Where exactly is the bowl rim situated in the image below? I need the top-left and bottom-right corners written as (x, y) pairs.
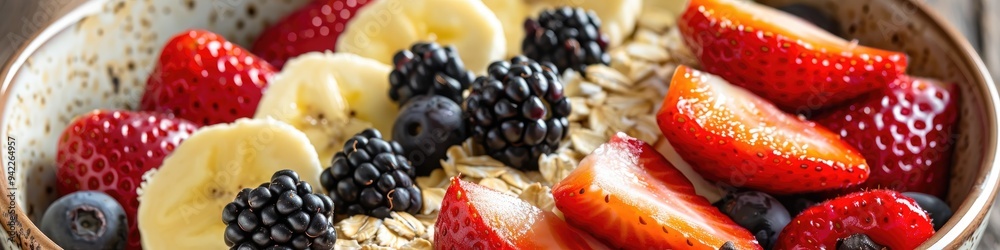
top-left (0, 0), bottom-right (997, 249)
top-left (905, 0), bottom-right (1000, 247)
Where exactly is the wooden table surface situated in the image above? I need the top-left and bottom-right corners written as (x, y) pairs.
top-left (1, 0), bottom-right (999, 248)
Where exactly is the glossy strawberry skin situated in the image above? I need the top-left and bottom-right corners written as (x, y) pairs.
top-left (814, 76), bottom-right (958, 197)
top-left (434, 177), bottom-right (607, 250)
top-left (553, 132), bottom-right (761, 250)
top-left (142, 29), bottom-right (275, 126)
top-left (657, 66), bottom-right (869, 194)
top-left (251, 0), bottom-right (373, 69)
top-left (775, 190), bottom-right (935, 249)
top-left (56, 110), bottom-right (199, 250)
top-left (678, 0), bottom-right (907, 111)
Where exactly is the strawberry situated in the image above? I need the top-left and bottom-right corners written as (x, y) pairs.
top-left (552, 132), bottom-right (761, 249)
top-left (251, 0), bottom-right (374, 69)
top-left (678, 0), bottom-right (907, 111)
top-left (656, 66), bottom-right (869, 194)
top-left (434, 177), bottom-right (607, 249)
top-left (141, 29), bottom-right (276, 126)
top-left (775, 190), bottom-right (935, 249)
top-left (55, 110), bottom-right (199, 250)
top-left (814, 76), bottom-right (959, 197)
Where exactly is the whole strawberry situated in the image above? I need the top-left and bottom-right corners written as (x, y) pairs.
top-left (815, 76), bottom-right (959, 197)
top-left (142, 29), bottom-right (276, 126)
top-left (56, 110), bottom-right (199, 250)
top-left (775, 190), bottom-right (935, 249)
top-left (251, 0), bottom-right (374, 69)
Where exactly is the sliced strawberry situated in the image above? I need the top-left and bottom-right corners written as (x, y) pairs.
top-left (56, 110), bottom-right (199, 250)
top-left (142, 29), bottom-right (276, 126)
top-left (775, 190), bottom-right (935, 249)
top-left (552, 132), bottom-right (761, 249)
top-left (656, 65), bottom-right (869, 194)
top-left (814, 76), bottom-right (958, 197)
top-left (251, 0), bottom-right (374, 69)
top-left (678, 0), bottom-right (907, 111)
top-left (434, 177), bottom-right (607, 249)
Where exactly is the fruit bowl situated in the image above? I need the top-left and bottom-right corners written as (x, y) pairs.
top-left (0, 0), bottom-right (997, 249)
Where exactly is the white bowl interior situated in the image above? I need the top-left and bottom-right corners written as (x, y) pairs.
top-left (1, 0), bottom-right (311, 229)
top-left (0, 0), bottom-right (996, 248)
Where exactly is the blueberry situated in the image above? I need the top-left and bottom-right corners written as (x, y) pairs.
top-left (716, 191), bottom-right (790, 249)
top-left (778, 195), bottom-right (818, 217)
top-left (40, 191), bottom-right (127, 250)
top-left (392, 95), bottom-right (468, 176)
top-left (777, 4), bottom-right (840, 35)
top-left (903, 192), bottom-right (953, 230)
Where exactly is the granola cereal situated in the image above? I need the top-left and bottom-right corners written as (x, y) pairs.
top-left (337, 12), bottom-right (703, 247)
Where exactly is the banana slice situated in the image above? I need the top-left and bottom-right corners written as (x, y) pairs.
top-left (137, 118), bottom-right (324, 250)
top-left (642, 0), bottom-right (686, 15)
top-left (255, 51), bottom-right (395, 162)
top-left (481, 0), bottom-right (531, 58)
top-left (336, 0), bottom-right (506, 74)
top-left (484, 0), bottom-right (643, 57)
top-left (320, 53), bottom-right (397, 136)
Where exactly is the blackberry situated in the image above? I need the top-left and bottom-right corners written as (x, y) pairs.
top-left (222, 170), bottom-right (337, 249)
top-left (522, 7), bottom-right (610, 75)
top-left (389, 42), bottom-right (476, 106)
top-left (320, 129), bottom-right (423, 218)
top-left (464, 56), bottom-right (571, 170)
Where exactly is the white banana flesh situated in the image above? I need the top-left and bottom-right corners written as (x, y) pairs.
top-left (336, 0), bottom-right (507, 74)
top-left (255, 51), bottom-right (395, 163)
top-left (137, 118), bottom-right (324, 250)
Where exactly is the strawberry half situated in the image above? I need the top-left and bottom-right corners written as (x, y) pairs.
top-left (552, 132), bottom-right (761, 249)
top-left (775, 190), bottom-right (935, 249)
top-left (434, 177), bottom-right (607, 249)
top-left (657, 66), bottom-right (869, 194)
top-left (678, 0), bottom-right (907, 111)
top-left (251, 0), bottom-right (373, 69)
top-left (814, 76), bottom-right (959, 197)
top-left (56, 110), bottom-right (199, 250)
top-left (142, 29), bottom-right (276, 126)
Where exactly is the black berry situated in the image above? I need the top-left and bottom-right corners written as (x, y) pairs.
top-left (716, 191), bottom-right (791, 249)
top-left (389, 42), bottom-right (476, 106)
top-left (903, 192), bottom-right (952, 230)
top-left (836, 234), bottom-right (886, 250)
top-left (464, 56), bottom-right (570, 170)
top-left (392, 95), bottom-right (468, 176)
top-left (523, 7), bottom-right (610, 75)
top-left (779, 195), bottom-right (818, 217)
top-left (41, 191), bottom-right (128, 250)
top-left (320, 129), bottom-right (423, 218)
top-left (222, 170), bottom-right (337, 249)
top-left (719, 241), bottom-right (737, 250)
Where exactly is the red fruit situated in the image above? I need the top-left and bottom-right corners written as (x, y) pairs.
top-left (142, 29), bottom-right (276, 126)
top-left (814, 76), bottom-right (958, 197)
top-left (251, 0), bottom-right (374, 69)
top-left (56, 110), bottom-right (199, 250)
top-left (656, 65), bottom-right (869, 194)
top-left (552, 132), bottom-right (761, 249)
top-left (775, 190), bottom-right (935, 249)
top-left (678, 0), bottom-right (907, 111)
top-left (434, 177), bottom-right (607, 250)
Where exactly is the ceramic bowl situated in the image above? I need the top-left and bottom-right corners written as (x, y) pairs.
top-left (0, 0), bottom-right (996, 249)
